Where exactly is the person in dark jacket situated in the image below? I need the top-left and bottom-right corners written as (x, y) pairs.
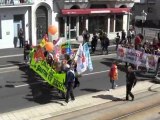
top-left (73, 62), bottom-right (80, 89)
top-left (126, 65), bottom-right (137, 101)
top-left (24, 41), bottom-right (31, 63)
top-left (65, 64), bottom-right (75, 103)
top-left (18, 28), bottom-right (24, 48)
top-left (102, 33), bottom-right (110, 54)
top-left (91, 32), bottom-right (98, 53)
top-left (46, 53), bottom-right (54, 67)
top-left (82, 28), bottom-right (90, 44)
top-left (115, 32), bottom-right (120, 50)
top-left (120, 29), bottom-right (126, 44)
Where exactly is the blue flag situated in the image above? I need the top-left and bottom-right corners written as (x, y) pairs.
top-left (83, 43), bottom-right (93, 71)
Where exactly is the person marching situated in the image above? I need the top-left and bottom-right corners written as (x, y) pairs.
top-left (91, 32), bottom-right (98, 53)
top-left (126, 65), bottom-right (137, 101)
top-left (115, 32), bottom-right (120, 51)
top-left (82, 28), bottom-right (90, 45)
top-left (120, 29), bottom-right (126, 44)
top-left (103, 33), bottom-right (110, 55)
top-left (64, 64), bottom-right (75, 104)
top-left (108, 61), bottom-right (118, 90)
top-left (24, 41), bottom-right (31, 64)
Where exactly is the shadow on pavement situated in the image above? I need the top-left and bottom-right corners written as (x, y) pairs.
top-left (101, 58), bottom-right (127, 73)
top-left (19, 66), bottom-right (64, 104)
top-left (80, 88), bottom-right (102, 93)
top-left (92, 94), bottom-right (124, 101)
top-left (6, 60), bottom-right (65, 104)
top-left (7, 60), bottom-right (22, 66)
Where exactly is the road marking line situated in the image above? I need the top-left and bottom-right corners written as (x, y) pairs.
top-left (14, 70), bottom-right (110, 88)
top-left (0, 64), bottom-right (15, 67)
top-left (83, 70), bottom-right (109, 76)
top-left (91, 53), bottom-right (116, 58)
top-left (0, 66), bottom-right (19, 70)
top-left (0, 69), bottom-right (18, 74)
top-left (14, 84), bottom-right (29, 88)
top-left (0, 54), bottom-right (23, 59)
top-left (0, 53), bottom-right (116, 72)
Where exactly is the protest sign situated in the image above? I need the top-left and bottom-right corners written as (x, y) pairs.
top-left (117, 47), bottom-right (158, 70)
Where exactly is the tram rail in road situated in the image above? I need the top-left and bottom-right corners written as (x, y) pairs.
top-left (46, 87), bottom-right (160, 120)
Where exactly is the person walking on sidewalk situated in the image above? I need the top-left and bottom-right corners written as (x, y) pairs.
top-left (64, 64), bottom-right (75, 104)
top-left (18, 28), bottom-right (24, 48)
top-left (126, 65), bottom-right (137, 101)
top-left (108, 61), bottom-right (118, 90)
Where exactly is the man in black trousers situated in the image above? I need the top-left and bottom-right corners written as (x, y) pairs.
top-left (126, 65), bottom-right (137, 101)
top-left (64, 64), bottom-right (75, 104)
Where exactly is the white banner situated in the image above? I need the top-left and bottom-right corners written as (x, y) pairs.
top-left (75, 43), bottom-right (87, 74)
top-left (117, 47), bottom-right (159, 70)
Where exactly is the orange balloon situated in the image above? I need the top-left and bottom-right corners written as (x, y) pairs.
top-left (48, 25), bottom-right (57, 35)
top-left (45, 42), bottom-right (54, 52)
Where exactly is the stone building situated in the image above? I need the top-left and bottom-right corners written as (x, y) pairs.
top-left (0, 0), bottom-right (134, 49)
top-left (0, 0), bottom-right (54, 49)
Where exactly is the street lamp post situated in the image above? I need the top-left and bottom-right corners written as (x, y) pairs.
top-left (141, 10), bottom-right (147, 35)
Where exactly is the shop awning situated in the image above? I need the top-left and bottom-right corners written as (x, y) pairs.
top-left (61, 8), bottom-right (130, 15)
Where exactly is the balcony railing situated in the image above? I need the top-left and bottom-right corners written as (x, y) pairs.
top-left (0, 0), bottom-right (34, 6)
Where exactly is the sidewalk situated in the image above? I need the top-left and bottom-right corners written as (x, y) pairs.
top-left (0, 41), bottom-right (116, 58)
top-left (0, 80), bottom-right (159, 120)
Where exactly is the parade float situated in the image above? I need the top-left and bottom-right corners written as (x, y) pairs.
top-left (29, 25), bottom-right (93, 93)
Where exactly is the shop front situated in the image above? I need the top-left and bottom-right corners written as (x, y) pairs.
top-left (59, 7), bottom-right (130, 40)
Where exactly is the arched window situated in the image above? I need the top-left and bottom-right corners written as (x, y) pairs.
top-left (120, 5), bottom-right (127, 8)
top-left (36, 6), bottom-right (48, 42)
top-left (70, 5), bottom-right (80, 9)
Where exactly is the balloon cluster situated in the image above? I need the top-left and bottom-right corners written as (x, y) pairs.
top-left (42, 25), bottom-right (57, 52)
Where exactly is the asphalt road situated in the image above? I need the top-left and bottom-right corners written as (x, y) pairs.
top-left (0, 40), bottom-right (158, 115)
top-left (0, 54), bottom-right (128, 114)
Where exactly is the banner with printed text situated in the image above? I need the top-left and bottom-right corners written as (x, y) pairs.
top-left (29, 50), bottom-right (66, 93)
top-left (117, 47), bottom-right (159, 70)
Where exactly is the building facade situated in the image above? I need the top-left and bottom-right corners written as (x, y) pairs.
top-left (55, 0), bottom-right (134, 40)
top-left (0, 0), bottom-right (134, 49)
top-left (0, 0), bottom-right (55, 49)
